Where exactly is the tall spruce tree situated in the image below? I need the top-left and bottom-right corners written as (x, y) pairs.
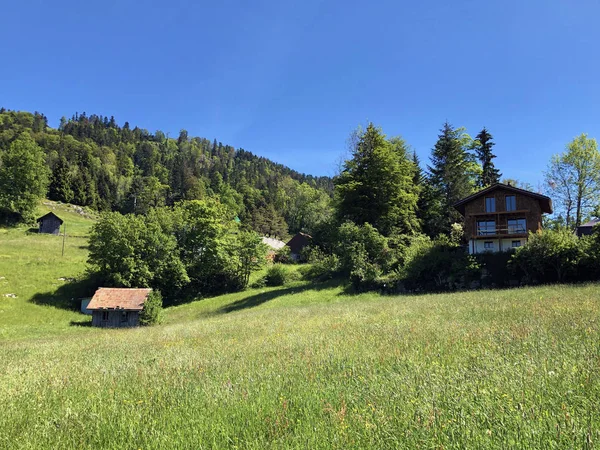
top-left (475, 127), bottom-right (501, 187)
top-left (48, 156), bottom-right (74, 203)
top-left (426, 122), bottom-right (475, 235)
top-left (335, 123), bottom-right (419, 236)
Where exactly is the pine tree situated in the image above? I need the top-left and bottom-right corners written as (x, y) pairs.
top-left (475, 127), bottom-right (501, 187)
top-left (48, 156), bottom-right (74, 203)
top-left (335, 124), bottom-right (419, 236)
top-left (427, 122), bottom-right (475, 235)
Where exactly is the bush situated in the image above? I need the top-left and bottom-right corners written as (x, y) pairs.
top-left (335, 222), bottom-right (395, 290)
top-left (264, 264), bottom-right (295, 286)
top-left (510, 228), bottom-right (586, 284)
top-left (274, 245), bottom-right (292, 264)
top-left (139, 290), bottom-right (163, 326)
top-left (399, 235), bottom-right (480, 292)
top-left (300, 248), bottom-right (341, 281)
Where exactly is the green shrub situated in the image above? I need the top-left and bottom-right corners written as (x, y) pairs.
top-left (139, 290), bottom-right (163, 326)
top-left (300, 248), bottom-right (341, 281)
top-left (335, 222), bottom-right (395, 290)
top-left (400, 235), bottom-right (480, 292)
top-left (265, 264), bottom-right (290, 286)
top-left (510, 228), bottom-right (584, 284)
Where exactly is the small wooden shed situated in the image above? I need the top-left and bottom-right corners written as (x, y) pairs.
top-left (286, 232), bottom-right (312, 261)
top-left (87, 288), bottom-right (151, 328)
top-left (36, 212), bottom-right (63, 235)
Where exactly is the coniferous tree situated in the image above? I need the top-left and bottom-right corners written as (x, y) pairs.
top-left (48, 156), bottom-right (74, 203)
top-left (475, 128), bottom-right (501, 187)
top-left (427, 122), bottom-right (475, 235)
top-left (335, 124), bottom-right (419, 236)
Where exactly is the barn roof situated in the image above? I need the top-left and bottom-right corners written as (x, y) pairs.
top-left (579, 219), bottom-right (600, 228)
top-left (286, 232), bottom-right (312, 252)
top-left (262, 236), bottom-right (286, 250)
top-left (87, 288), bottom-right (152, 311)
top-left (453, 183), bottom-right (553, 215)
top-left (36, 212), bottom-right (64, 224)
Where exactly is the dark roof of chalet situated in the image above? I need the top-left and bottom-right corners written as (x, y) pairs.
top-left (578, 219), bottom-right (600, 228)
top-left (453, 183), bottom-right (553, 215)
top-left (36, 212), bottom-right (64, 224)
top-left (87, 288), bottom-right (152, 311)
top-left (286, 232), bottom-right (312, 244)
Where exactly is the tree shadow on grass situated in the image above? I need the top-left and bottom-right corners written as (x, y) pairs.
top-left (217, 279), bottom-right (342, 314)
top-left (29, 274), bottom-right (100, 312)
top-left (70, 319), bottom-right (92, 327)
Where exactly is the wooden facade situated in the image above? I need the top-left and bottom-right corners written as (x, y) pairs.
top-left (36, 212), bottom-right (63, 235)
top-left (454, 184), bottom-right (553, 254)
top-left (91, 310), bottom-right (140, 328)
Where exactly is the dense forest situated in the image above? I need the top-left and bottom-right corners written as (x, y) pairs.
top-left (0, 108), bottom-right (333, 237)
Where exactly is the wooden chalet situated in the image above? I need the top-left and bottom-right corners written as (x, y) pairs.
top-left (87, 288), bottom-right (151, 328)
top-left (286, 232), bottom-right (312, 261)
top-left (454, 183), bottom-right (553, 254)
top-left (36, 212), bottom-right (63, 235)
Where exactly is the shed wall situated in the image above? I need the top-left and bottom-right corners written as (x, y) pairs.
top-left (39, 217), bottom-right (62, 235)
top-left (91, 310), bottom-right (140, 328)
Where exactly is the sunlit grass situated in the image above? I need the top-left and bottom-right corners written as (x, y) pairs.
top-left (1, 204), bottom-right (599, 448)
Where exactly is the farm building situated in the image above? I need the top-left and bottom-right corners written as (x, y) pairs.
top-left (286, 232), bottom-right (312, 261)
top-left (262, 236), bottom-right (287, 261)
top-left (36, 212), bottom-right (63, 235)
top-left (454, 183), bottom-right (553, 254)
top-left (87, 288), bottom-right (151, 328)
top-left (576, 219), bottom-right (599, 237)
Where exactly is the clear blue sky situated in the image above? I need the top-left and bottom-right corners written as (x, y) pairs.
top-left (2, 0), bottom-right (600, 185)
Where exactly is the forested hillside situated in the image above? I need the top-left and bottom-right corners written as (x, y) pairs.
top-left (0, 109), bottom-right (333, 237)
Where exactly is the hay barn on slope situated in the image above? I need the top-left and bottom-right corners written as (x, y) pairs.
top-left (36, 212), bottom-right (63, 235)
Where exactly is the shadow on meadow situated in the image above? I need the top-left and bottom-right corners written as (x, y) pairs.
top-left (29, 274), bottom-right (100, 312)
top-left (70, 319), bottom-right (92, 327)
top-left (217, 279), bottom-right (342, 314)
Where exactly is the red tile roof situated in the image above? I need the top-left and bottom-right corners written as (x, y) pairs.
top-left (87, 288), bottom-right (151, 311)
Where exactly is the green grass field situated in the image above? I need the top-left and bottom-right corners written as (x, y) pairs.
top-left (1, 204), bottom-right (599, 448)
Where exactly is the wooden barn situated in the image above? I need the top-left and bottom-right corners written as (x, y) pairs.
top-left (286, 232), bottom-right (312, 261)
top-left (36, 212), bottom-right (63, 235)
top-left (87, 288), bottom-right (151, 328)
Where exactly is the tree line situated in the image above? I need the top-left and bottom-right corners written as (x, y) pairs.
top-left (0, 108), bottom-right (332, 237)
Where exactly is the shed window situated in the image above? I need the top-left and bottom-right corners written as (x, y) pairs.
top-left (484, 241), bottom-right (494, 250)
top-left (505, 195), bottom-right (516, 211)
top-left (477, 220), bottom-right (496, 235)
top-left (507, 218), bottom-right (526, 234)
top-left (485, 197), bottom-right (496, 212)
top-left (102, 311), bottom-right (109, 321)
top-left (121, 312), bottom-right (128, 323)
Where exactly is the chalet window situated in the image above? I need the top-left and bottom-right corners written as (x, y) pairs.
top-left (505, 195), bottom-right (516, 211)
top-left (485, 197), bottom-right (496, 213)
top-left (511, 240), bottom-right (522, 248)
top-left (484, 241), bottom-right (494, 250)
top-left (121, 312), bottom-right (128, 323)
top-left (102, 311), bottom-right (109, 321)
top-left (507, 218), bottom-right (526, 234)
top-left (477, 220), bottom-right (496, 235)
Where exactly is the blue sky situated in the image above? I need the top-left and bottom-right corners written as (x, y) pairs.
top-left (2, 0), bottom-right (600, 185)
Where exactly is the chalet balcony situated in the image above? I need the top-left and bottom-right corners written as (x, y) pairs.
top-left (475, 225), bottom-right (528, 238)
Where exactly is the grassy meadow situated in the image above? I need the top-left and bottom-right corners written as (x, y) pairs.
top-left (1, 204), bottom-right (600, 448)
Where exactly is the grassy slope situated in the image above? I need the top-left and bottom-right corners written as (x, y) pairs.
top-left (1, 207), bottom-right (600, 448)
top-left (0, 201), bottom-right (97, 340)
